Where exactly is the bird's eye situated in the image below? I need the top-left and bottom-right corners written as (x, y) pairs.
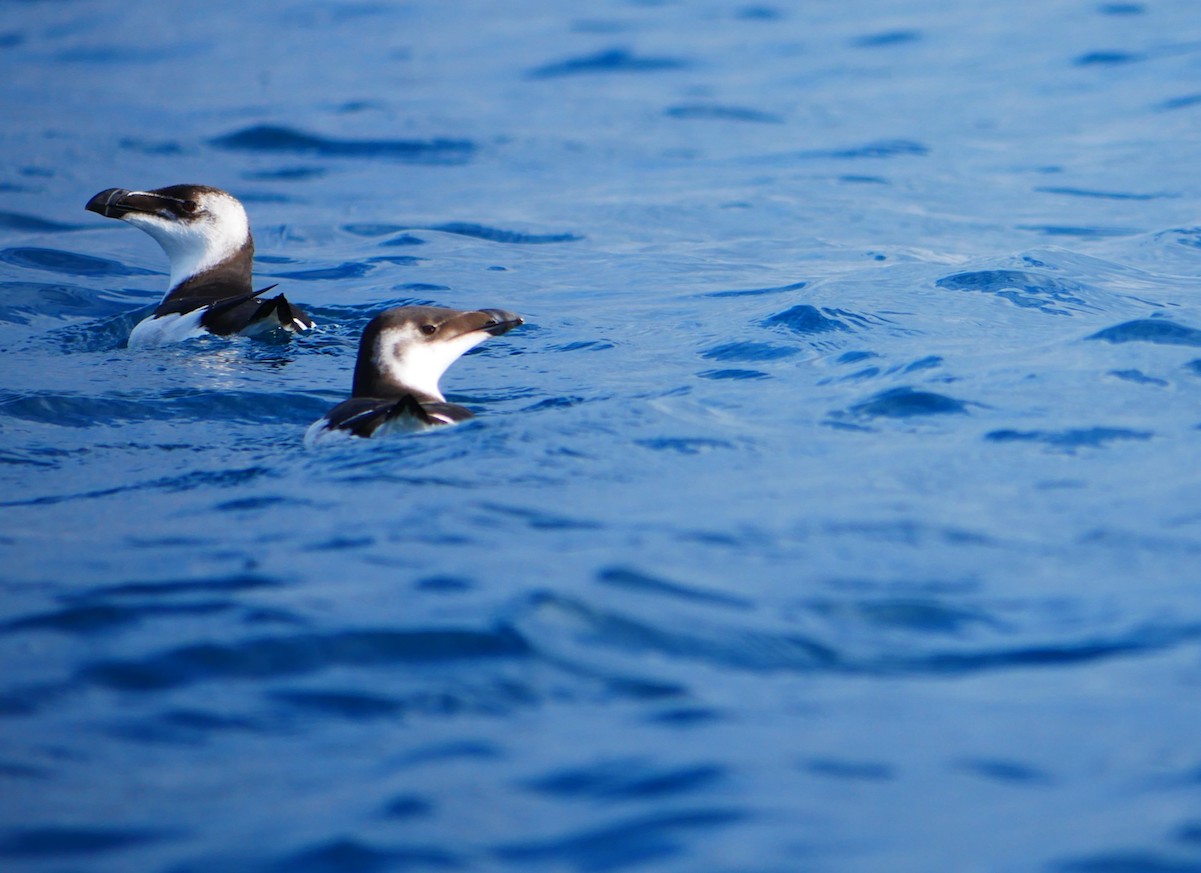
top-left (420, 324), bottom-right (437, 335)
top-left (181, 200), bottom-right (199, 215)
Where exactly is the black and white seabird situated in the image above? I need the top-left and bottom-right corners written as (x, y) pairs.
top-left (305, 305), bottom-right (523, 446)
top-left (85, 184), bottom-right (314, 345)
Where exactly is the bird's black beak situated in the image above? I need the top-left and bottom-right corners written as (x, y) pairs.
top-left (477, 308), bottom-right (524, 337)
top-left (85, 188), bottom-right (134, 219)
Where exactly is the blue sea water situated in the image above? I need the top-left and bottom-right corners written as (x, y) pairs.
top-left (3, 0), bottom-right (1201, 870)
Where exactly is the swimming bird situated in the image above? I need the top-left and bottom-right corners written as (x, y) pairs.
top-left (85, 184), bottom-right (314, 345)
top-left (305, 305), bottom-right (523, 445)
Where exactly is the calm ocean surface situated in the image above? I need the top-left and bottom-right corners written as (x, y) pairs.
top-left (3, 1), bottom-right (1201, 870)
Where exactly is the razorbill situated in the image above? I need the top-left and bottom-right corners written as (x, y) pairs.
top-left (85, 184), bottom-right (314, 345)
top-left (305, 305), bottom-right (523, 446)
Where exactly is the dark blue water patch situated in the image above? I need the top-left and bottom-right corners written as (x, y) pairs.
top-left (524, 758), bottom-right (726, 801)
top-left (243, 166), bottom-right (326, 181)
top-left (0, 211), bottom-right (85, 232)
top-left (826, 364), bottom-right (881, 382)
top-left (762, 304), bottom-right (854, 335)
top-left (647, 706), bottom-right (723, 727)
top-left (80, 626), bottom-right (530, 692)
top-left (415, 575), bottom-right (474, 594)
top-left (902, 355), bottom-right (942, 373)
top-left (479, 502), bottom-right (602, 531)
top-left (797, 139), bottom-right (928, 160)
top-left (393, 283), bottom-right (449, 293)
top-left (848, 387), bottom-right (971, 418)
top-left (119, 137), bottom-right (188, 155)
top-left (837, 350), bottom-right (878, 365)
top-left (74, 573), bottom-right (280, 601)
top-left (382, 233), bottom-right (427, 247)
top-left (1099, 3), bottom-right (1146, 14)
top-left (214, 495), bottom-right (305, 512)
top-left (209, 126), bottom-right (476, 164)
top-left (520, 592), bottom-right (840, 672)
top-left (936, 269), bottom-right (1097, 315)
top-left (1088, 319), bottom-right (1201, 346)
top-left (697, 368), bottom-right (769, 380)
top-left (380, 795), bottom-right (434, 820)
top-left (700, 341), bottom-right (799, 362)
top-left (0, 465), bottom-right (279, 509)
top-left (701, 280), bottom-right (806, 299)
top-left (736, 5), bottom-right (783, 20)
top-left (0, 31), bottom-right (24, 48)
top-left (423, 222), bottom-right (583, 244)
top-left (597, 566), bottom-right (753, 609)
top-left (528, 48), bottom-right (689, 78)
top-left (635, 438), bottom-right (733, 455)
top-left (521, 396), bottom-right (592, 412)
top-left (663, 104), bottom-right (783, 123)
top-left (138, 708), bottom-right (266, 744)
top-left (1055, 851), bottom-right (1201, 872)
top-left (391, 740), bottom-right (502, 770)
top-left (493, 809), bottom-right (744, 870)
top-left (1110, 369), bottom-right (1168, 386)
top-left (0, 281), bottom-right (134, 324)
top-left (0, 389), bottom-right (330, 429)
top-left (803, 758), bottom-right (895, 781)
top-left (1035, 186), bottom-right (1168, 201)
top-left (3, 600), bottom-right (234, 636)
top-left (805, 597), bottom-right (996, 635)
top-left (985, 428), bottom-right (1153, 449)
top-left (0, 826), bottom-right (174, 858)
top-left (367, 255), bottom-right (426, 267)
top-left (1157, 93), bottom-right (1201, 111)
top-left (547, 340), bottom-right (616, 352)
top-left (267, 262), bottom-right (376, 280)
top-left (852, 30), bottom-right (922, 47)
top-left (1075, 50), bottom-right (1146, 66)
top-left (839, 174), bottom-right (888, 184)
top-left (1017, 224), bottom-right (1136, 238)
top-left (957, 758), bottom-right (1052, 785)
top-left (1155, 227), bottom-right (1201, 248)
top-left (0, 760), bottom-right (47, 780)
top-left (0, 247), bottom-right (158, 277)
top-left (340, 223), bottom-right (410, 238)
top-left (282, 840), bottom-right (461, 873)
top-left (269, 689), bottom-right (405, 719)
top-left (55, 44), bottom-right (198, 63)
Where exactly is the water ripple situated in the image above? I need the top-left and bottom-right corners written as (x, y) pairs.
top-left (700, 341), bottom-right (799, 362)
top-left (0, 247), bottom-right (157, 277)
top-left (701, 280), bottom-right (807, 299)
top-left (528, 48), bottom-right (689, 78)
top-left (0, 826), bottom-right (174, 859)
top-left (797, 139), bottom-right (928, 160)
top-left (1088, 319), bottom-right (1201, 346)
top-left (80, 626), bottom-right (530, 691)
top-left (0, 281), bottom-right (134, 324)
top-left (0, 211), bottom-right (85, 232)
top-left (986, 428), bottom-right (1153, 449)
top-left (848, 387), bottom-right (972, 418)
top-left (493, 809), bottom-right (745, 869)
top-left (663, 104), bottom-right (783, 123)
top-left (424, 222), bottom-right (583, 244)
top-left (936, 269), bottom-right (1098, 315)
top-left (524, 758), bottom-right (726, 801)
top-left (209, 125), bottom-right (476, 164)
top-left (0, 389), bottom-right (328, 428)
top-left (762, 304), bottom-right (855, 335)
